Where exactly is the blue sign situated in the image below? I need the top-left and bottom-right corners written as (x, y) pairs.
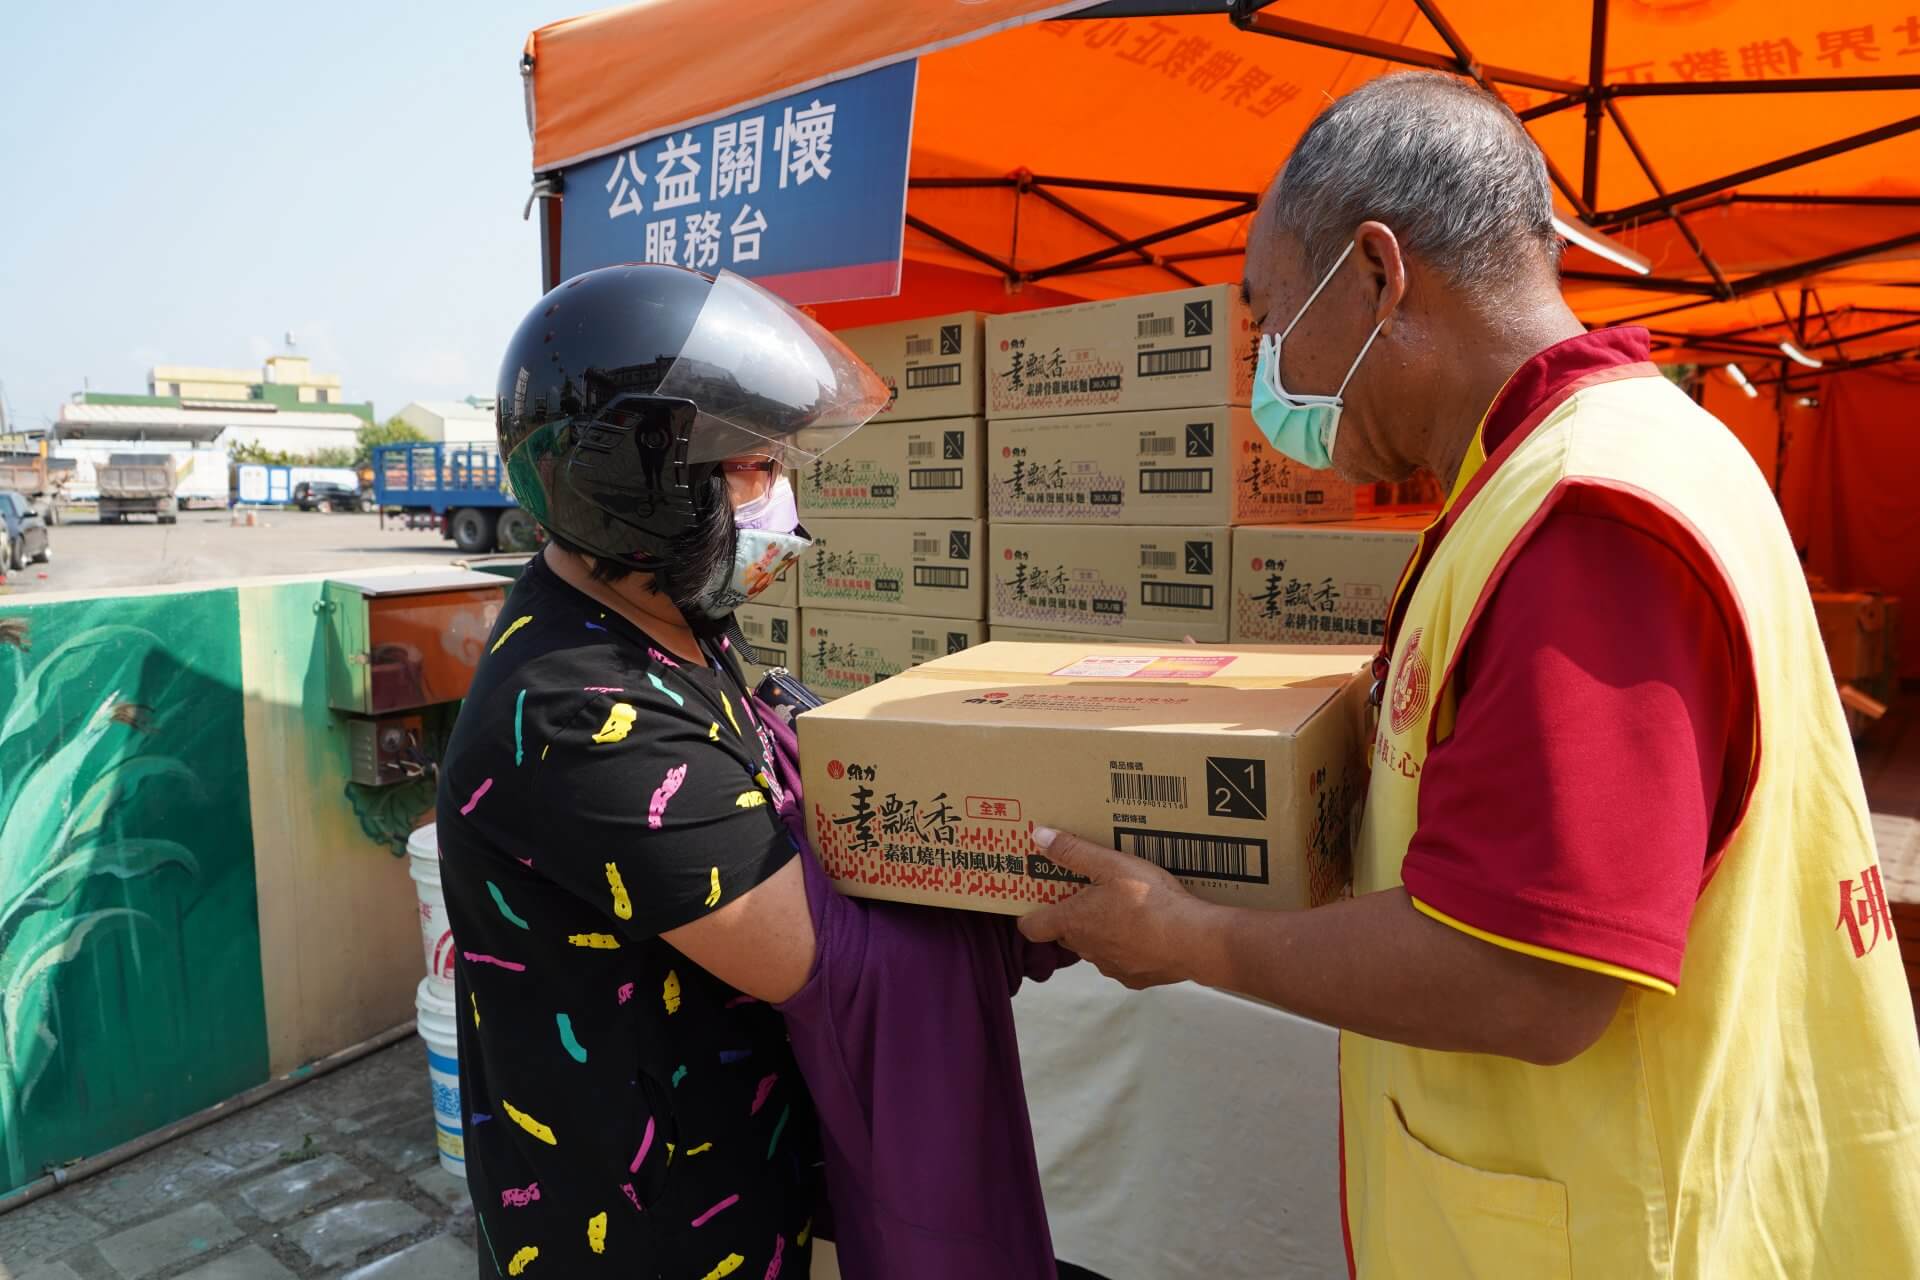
top-left (558, 60), bottom-right (917, 305)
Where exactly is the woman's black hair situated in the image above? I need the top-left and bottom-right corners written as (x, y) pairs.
top-left (544, 470), bottom-right (735, 612)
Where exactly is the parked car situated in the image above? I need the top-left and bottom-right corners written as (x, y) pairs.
top-left (293, 480), bottom-right (367, 513)
top-left (0, 490), bottom-right (51, 571)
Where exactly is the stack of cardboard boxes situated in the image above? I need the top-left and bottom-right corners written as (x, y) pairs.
top-left (979, 285), bottom-right (1426, 649)
top-left (791, 314), bottom-right (991, 698)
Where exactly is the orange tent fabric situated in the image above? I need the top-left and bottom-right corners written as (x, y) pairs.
top-left (525, 0), bottom-right (1920, 355)
top-left (524, 1), bottom-right (1920, 629)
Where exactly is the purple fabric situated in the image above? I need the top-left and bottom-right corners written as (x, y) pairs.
top-left (753, 697), bottom-right (1073, 1280)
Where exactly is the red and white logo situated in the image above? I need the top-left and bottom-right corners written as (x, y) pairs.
top-left (1388, 628), bottom-right (1431, 737)
top-left (827, 760), bottom-right (846, 780)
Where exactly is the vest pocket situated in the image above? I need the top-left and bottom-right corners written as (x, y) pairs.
top-left (1380, 1096), bottom-right (1572, 1280)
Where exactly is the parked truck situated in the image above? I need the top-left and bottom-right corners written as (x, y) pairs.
top-left (373, 442), bottom-right (532, 554)
top-left (0, 452), bottom-right (73, 524)
top-left (97, 454), bottom-right (179, 524)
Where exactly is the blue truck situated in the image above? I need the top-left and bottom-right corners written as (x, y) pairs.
top-left (372, 443), bottom-right (537, 555)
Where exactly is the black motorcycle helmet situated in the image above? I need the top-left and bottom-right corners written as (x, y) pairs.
top-left (495, 263), bottom-right (887, 593)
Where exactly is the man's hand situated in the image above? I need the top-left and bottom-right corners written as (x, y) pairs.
top-left (1017, 826), bottom-right (1216, 989)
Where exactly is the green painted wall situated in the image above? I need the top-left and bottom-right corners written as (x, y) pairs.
top-left (0, 591), bottom-right (268, 1194)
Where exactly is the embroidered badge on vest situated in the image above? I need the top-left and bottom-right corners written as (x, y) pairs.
top-left (1389, 627), bottom-right (1431, 737)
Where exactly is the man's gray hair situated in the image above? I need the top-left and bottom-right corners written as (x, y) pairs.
top-left (1271, 72), bottom-right (1563, 289)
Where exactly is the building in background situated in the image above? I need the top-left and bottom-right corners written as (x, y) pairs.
top-left (51, 355), bottom-right (376, 503)
top-left (395, 396), bottom-right (497, 445)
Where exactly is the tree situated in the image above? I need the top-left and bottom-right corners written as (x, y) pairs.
top-left (354, 416), bottom-right (429, 468)
top-left (309, 447), bottom-right (356, 469)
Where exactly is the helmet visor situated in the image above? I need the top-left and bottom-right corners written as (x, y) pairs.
top-left (656, 270), bottom-right (890, 465)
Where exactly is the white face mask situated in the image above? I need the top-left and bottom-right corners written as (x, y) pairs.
top-left (688, 476), bottom-right (811, 619)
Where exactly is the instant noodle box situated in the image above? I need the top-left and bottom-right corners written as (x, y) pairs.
top-left (1229, 519), bottom-right (1426, 646)
top-left (988, 406), bottom-right (1355, 526)
top-left (796, 417), bottom-right (984, 521)
top-left (837, 312), bottom-right (985, 421)
top-left (800, 517), bottom-right (987, 619)
top-left (985, 284), bottom-right (1258, 419)
top-left (989, 523), bottom-right (1231, 642)
top-left (734, 602), bottom-right (799, 685)
top-left (799, 607), bottom-right (986, 700)
top-left (799, 641), bottom-right (1372, 916)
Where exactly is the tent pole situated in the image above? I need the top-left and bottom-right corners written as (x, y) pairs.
top-left (1602, 98), bottom-right (1732, 299)
top-left (1751, 346), bottom-right (1920, 384)
top-left (1027, 184), bottom-right (1204, 287)
top-left (1594, 114), bottom-right (1920, 226)
top-left (1230, 6), bottom-right (1582, 96)
top-left (1611, 73), bottom-right (1920, 99)
top-left (1730, 229), bottom-right (1920, 297)
top-left (1029, 175), bottom-right (1258, 202)
top-left (1559, 270), bottom-right (1719, 295)
top-left (903, 214), bottom-right (1017, 280)
top-left (1027, 202), bottom-right (1257, 281)
top-left (1580, 0), bottom-right (1609, 213)
top-left (1601, 297), bottom-right (1720, 326)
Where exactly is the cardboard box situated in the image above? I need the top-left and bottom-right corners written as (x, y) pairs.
top-left (990, 407), bottom-right (1355, 526)
top-left (990, 625), bottom-right (1129, 644)
top-left (838, 313), bottom-right (984, 421)
top-left (800, 641), bottom-right (1372, 915)
top-left (1230, 418), bottom-right (1358, 524)
top-left (799, 608), bottom-right (987, 700)
top-left (1354, 470), bottom-right (1446, 517)
top-left (985, 285), bottom-right (1258, 419)
top-left (1230, 520), bottom-right (1425, 646)
top-left (798, 418), bottom-right (984, 520)
top-left (989, 407), bottom-right (1233, 525)
top-left (1813, 592), bottom-right (1891, 685)
top-left (989, 524), bottom-right (1231, 642)
top-left (800, 517), bottom-right (986, 619)
top-left (735, 603), bottom-right (799, 684)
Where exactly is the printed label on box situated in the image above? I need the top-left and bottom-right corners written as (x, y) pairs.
top-left (1050, 654), bottom-right (1238, 680)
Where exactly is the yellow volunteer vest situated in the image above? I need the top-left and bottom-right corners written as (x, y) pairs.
top-left (1342, 370), bottom-right (1920, 1278)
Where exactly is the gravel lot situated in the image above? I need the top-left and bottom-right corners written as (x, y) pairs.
top-left (0, 510), bottom-right (477, 596)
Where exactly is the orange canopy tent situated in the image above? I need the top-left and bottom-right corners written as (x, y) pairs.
top-left (523, 0), bottom-right (1920, 670)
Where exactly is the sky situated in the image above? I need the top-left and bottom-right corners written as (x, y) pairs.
top-left (0, 0), bottom-right (567, 432)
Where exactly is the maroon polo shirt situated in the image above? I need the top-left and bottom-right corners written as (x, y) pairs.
top-left (1398, 328), bottom-right (1756, 991)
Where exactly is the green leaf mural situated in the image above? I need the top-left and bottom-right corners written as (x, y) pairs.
top-left (0, 596), bottom-right (267, 1193)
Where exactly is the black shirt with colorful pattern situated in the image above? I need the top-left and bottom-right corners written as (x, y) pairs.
top-left (437, 554), bottom-right (817, 1279)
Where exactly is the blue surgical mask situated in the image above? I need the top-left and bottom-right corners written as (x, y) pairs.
top-left (1251, 242), bottom-right (1387, 472)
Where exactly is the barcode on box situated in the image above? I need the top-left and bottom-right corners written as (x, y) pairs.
top-left (911, 636), bottom-right (939, 658)
top-left (1109, 771), bottom-right (1188, 808)
top-left (914, 565), bottom-right (971, 589)
top-left (1140, 468), bottom-right (1215, 494)
top-left (909, 467), bottom-right (965, 491)
top-left (913, 537), bottom-right (942, 556)
top-left (1140, 549), bottom-right (1178, 570)
top-left (1137, 316), bottom-right (1176, 339)
top-left (907, 364), bottom-right (963, 389)
top-left (1139, 347), bottom-right (1212, 377)
top-left (906, 337), bottom-right (934, 356)
top-left (1139, 436), bottom-right (1177, 456)
top-left (1143, 582), bottom-right (1215, 610)
top-left (908, 440), bottom-right (936, 459)
top-left (1116, 828), bottom-right (1268, 883)
top-left (755, 646), bottom-right (787, 667)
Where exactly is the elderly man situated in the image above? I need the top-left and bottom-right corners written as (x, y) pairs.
top-left (1020, 72), bottom-right (1920, 1277)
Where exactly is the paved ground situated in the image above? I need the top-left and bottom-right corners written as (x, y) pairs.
top-left (0, 1036), bottom-right (854, 1280)
top-left (0, 511), bottom-right (462, 596)
top-left (0, 1040), bottom-right (478, 1280)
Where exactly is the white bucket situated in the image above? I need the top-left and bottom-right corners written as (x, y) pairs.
top-left (407, 824), bottom-right (457, 987)
top-left (416, 976), bottom-right (466, 1178)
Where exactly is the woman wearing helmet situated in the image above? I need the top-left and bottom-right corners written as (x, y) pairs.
top-left (436, 265), bottom-right (1063, 1280)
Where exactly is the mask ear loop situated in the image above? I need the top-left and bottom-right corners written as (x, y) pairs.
top-left (1265, 241), bottom-right (1360, 405)
top-left (1335, 317), bottom-right (1388, 397)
